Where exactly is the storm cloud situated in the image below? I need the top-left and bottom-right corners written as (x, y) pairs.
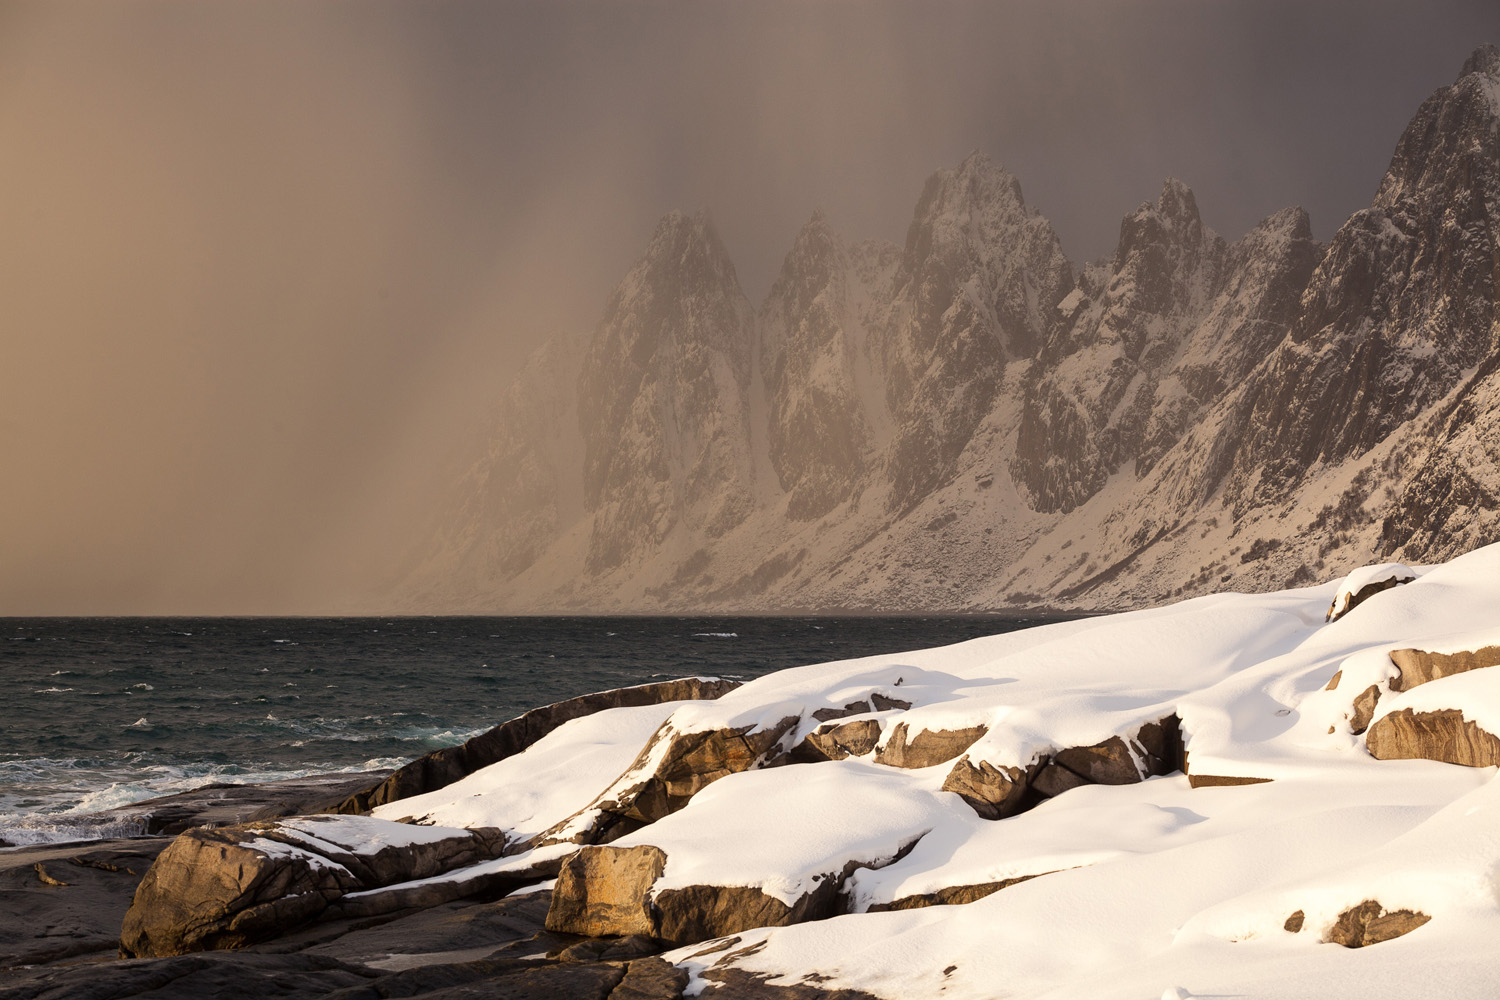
top-left (2, 0), bottom-right (1497, 612)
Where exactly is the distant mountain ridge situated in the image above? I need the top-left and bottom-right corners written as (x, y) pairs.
top-left (399, 45), bottom-right (1500, 613)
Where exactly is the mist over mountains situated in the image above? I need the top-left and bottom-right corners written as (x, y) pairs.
top-left (399, 45), bottom-right (1500, 613)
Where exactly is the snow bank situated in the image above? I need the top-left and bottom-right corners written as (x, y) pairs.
top-left (244, 544), bottom-right (1500, 997)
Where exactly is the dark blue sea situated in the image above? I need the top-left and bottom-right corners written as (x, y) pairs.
top-left (2, 615), bottom-right (1071, 846)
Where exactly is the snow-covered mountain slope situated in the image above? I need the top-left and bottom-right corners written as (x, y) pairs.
top-left (394, 46), bottom-right (1500, 614)
top-left (134, 547), bottom-right (1500, 997)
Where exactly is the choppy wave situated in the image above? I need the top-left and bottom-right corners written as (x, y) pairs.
top-left (0, 756), bottom-right (404, 849)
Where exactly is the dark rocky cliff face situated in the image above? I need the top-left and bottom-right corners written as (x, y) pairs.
top-left (1223, 47), bottom-right (1500, 507)
top-left (576, 212), bottom-right (756, 572)
top-left (1011, 179), bottom-right (1229, 514)
top-left (882, 154), bottom-right (1074, 511)
top-left (759, 213), bottom-right (898, 521)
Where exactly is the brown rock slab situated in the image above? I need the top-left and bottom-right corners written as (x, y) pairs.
top-left (1283, 909), bottom-right (1305, 933)
top-left (1366, 708), bottom-right (1500, 767)
top-left (940, 756), bottom-right (1032, 819)
top-left (547, 846), bottom-right (667, 938)
top-left (332, 677), bottom-right (742, 815)
top-left (1389, 645), bottom-right (1500, 691)
top-left (792, 719), bottom-right (881, 762)
top-left (1324, 899), bottom-right (1430, 947)
top-left (874, 722), bottom-right (987, 768)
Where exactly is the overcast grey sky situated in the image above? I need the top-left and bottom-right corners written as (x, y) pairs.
top-left (2, 1), bottom-right (1498, 613)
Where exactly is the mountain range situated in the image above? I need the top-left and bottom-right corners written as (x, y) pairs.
top-left (397, 45), bottom-right (1500, 613)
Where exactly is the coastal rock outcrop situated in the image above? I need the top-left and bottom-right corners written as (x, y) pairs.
top-left (546, 844), bottom-right (895, 947)
top-left (941, 715), bottom-right (1183, 819)
top-left (333, 676), bottom-right (741, 814)
top-left (546, 716), bottom-right (801, 844)
top-left (119, 817), bottom-right (504, 957)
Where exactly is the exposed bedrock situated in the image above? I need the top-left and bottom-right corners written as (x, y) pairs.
top-left (546, 844), bottom-right (908, 947)
top-left (792, 718), bottom-right (883, 763)
top-left (1365, 708), bottom-right (1500, 768)
top-left (331, 677), bottom-right (741, 815)
top-left (1389, 645), bottom-right (1500, 690)
top-left (1324, 900), bottom-right (1432, 947)
top-left (555, 717), bottom-right (803, 845)
top-left (1325, 643), bottom-right (1500, 735)
top-left (942, 715), bottom-right (1184, 818)
top-left (119, 819), bottom-right (505, 958)
top-left (1325, 573), bottom-right (1415, 623)
top-left (873, 722), bottom-right (988, 768)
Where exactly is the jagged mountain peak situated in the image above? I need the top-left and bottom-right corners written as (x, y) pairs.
top-left (1115, 178), bottom-right (1210, 266)
top-left (909, 152), bottom-right (1028, 228)
top-left (1459, 42), bottom-right (1500, 80)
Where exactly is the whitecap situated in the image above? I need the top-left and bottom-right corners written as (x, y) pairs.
top-left (693, 632), bottom-right (739, 638)
top-left (33, 687), bottom-right (73, 694)
top-left (127, 718), bottom-right (150, 728)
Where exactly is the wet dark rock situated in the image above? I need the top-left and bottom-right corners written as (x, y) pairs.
top-left (119, 820), bottom-right (506, 958)
top-left (0, 838), bottom-right (170, 969)
top-left (106, 772), bottom-right (395, 836)
top-left (0, 952), bottom-right (379, 999)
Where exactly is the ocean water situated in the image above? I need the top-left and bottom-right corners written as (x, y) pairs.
top-left (2, 615), bottom-right (1070, 846)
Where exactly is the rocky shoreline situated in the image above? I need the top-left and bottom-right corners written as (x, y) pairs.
top-left (1, 677), bottom-right (836, 999)
top-left (7, 555), bottom-right (1500, 998)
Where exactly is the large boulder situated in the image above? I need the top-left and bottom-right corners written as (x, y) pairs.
top-left (547, 845), bottom-right (666, 938)
top-left (119, 817), bottom-right (504, 957)
top-left (330, 677), bottom-right (741, 814)
top-left (546, 844), bottom-right (883, 947)
top-left (1365, 708), bottom-right (1500, 767)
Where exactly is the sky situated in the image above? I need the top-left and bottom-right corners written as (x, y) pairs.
top-left (3, 0), bottom-right (1498, 614)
